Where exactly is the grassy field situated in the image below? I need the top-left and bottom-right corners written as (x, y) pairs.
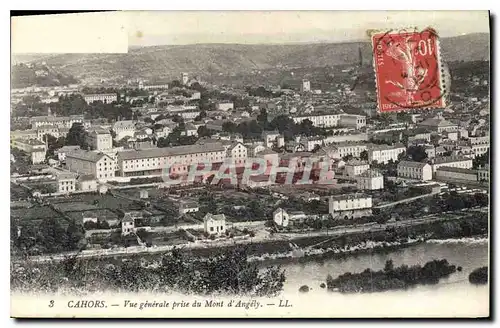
top-left (11, 205), bottom-right (63, 221)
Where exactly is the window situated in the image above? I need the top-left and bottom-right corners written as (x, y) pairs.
top-left (220, 226), bottom-right (224, 231)
top-left (210, 227), bottom-right (214, 232)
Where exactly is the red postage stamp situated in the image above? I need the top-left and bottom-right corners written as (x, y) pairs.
top-left (371, 28), bottom-right (446, 113)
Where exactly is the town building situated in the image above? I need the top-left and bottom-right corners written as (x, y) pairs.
top-left (424, 145), bottom-right (436, 159)
top-left (87, 128), bottom-right (113, 151)
top-left (116, 143), bottom-right (226, 177)
top-left (477, 164), bottom-right (489, 182)
top-left (216, 102), bottom-right (234, 111)
top-left (179, 200), bottom-right (200, 215)
top-left (11, 139), bottom-right (47, 164)
top-left (324, 142), bottom-right (369, 159)
top-left (328, 194), bottom-right (373, 219)
top-left (65, 150), bottom-right (116, 180)
top-left (339, 114), bottom-right (367, 129)
top-left (227, 142), bottom-right (248, 165)
top-left (431, 156), bottom-right (473, 173)
top-left (273, 208), bottom-right (307, 227)
top-left (54, 145), bottom-right (81, 162)
top-left (397, 161), bottom-right (433, 181)
top-left (435, 167), bottom-right (478, 183)
top-left (77, 174), bottom-right (98, 191)
top-left (83, 93), bottom-right (118, 104)
top-left (203, 213), bottom-right (226, 236)
top-left (181, 72), bottom-right (189, 85)
top-left (418, 116), bottom-right (459, 133)
top-left (344, 160), bottom-right (370, 177)
top-left (367, 143), bottom-right (406, 164)
top-left (30, 115), bottom-right (87, 129)
top-left (10, 129), bottom-right (38, 141)
top-left (300, 79), bottom-right (311, 92)
top-left (121, 212), bottom-right (136, 236)
top-left (356, 169), bottom-right (384, 190)
top-left (292, 113), bottom-right (340, 128)
top-left (262, 130), bottom-right (281, 148)
top-left (51, 169), bottom-right (77, 193)
top-left (113, 120), bottom-right (136, 140)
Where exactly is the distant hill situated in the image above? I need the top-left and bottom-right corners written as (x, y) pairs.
top-left (18, 33), bottom-right (489, 83)
top-left (11, 62), bottom-right (79, 89)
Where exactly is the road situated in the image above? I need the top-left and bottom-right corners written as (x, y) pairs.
top-left (374, 190), bottom-right (439, 209)
top-left (18, 207), bottom-right (487, 264)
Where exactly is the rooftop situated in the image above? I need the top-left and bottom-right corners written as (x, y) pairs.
top-left (117, 143), bottom-right (226, 161)
top-left (433, 156), bottom-right (471, 165)
top-left (436, 166), bottom-right (477, 174)
top-left (397, 160), bottom-right (429, 168)
top-left (66, 149), bottom-right (109, 163)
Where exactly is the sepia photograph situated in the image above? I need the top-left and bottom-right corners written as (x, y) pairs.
top-left (9, 10), bottom-right (490, 318)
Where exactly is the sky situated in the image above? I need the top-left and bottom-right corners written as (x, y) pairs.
top-left (128, 11), bottom-right (490, 46)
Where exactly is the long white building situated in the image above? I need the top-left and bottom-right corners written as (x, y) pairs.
top-left (328, 194), bottom-right (373, 219)
top-left (368, 143), bottom-right (406, 164)
top-left (116, 143), bottom-right (226, 177)
top-left (83, 93), bottom-right (118, 104)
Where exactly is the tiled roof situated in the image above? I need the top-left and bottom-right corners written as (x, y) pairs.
top-left (66, 149), bottom-right (109, 163)
top-left (117, 143), bottom-right (225, 160)
top-left (397, 160), bottom-right (429, 168)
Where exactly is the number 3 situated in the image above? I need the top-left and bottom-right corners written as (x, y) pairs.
top-left (49, 300), bottom-right (54, 308)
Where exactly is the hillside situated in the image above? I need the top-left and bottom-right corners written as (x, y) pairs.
top-left (18, 33), bottom-right (489, 83)
top-left (11, 62), bottom-right (79, 89)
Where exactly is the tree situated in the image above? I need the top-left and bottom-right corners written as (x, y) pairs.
top-left (406, 145), bottom-right (428, 162)
top-left (384, 259), bottom-right (394, 272)
top-left (360, 150), bottom-right (368, 161)
top-left (65, 220), bottom-right (85, 251)
top-left (66, 122), bottom-right (88, 149)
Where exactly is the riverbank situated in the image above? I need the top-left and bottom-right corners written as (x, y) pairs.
top-left (12, 209), bottom-right (488, 266)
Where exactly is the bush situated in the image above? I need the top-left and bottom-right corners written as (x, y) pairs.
top-left (469, 267), bottom-right (488, 285)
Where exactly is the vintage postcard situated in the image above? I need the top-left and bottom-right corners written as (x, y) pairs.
top-left (10, 11), bottom-right (490, 318)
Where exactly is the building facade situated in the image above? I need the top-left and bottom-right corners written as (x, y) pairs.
top-left (356, 169), bottom-right (384, 190)
top-left (397, 161), bottom-right (433, 181)
top-left (65, 150), bottom-right (116, 180)
top-left (328, 194), bottom-right (373, 219)
top-left (83, 93), bottom-right (118, 104)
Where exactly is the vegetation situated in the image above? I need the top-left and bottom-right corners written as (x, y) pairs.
top-left (326, 259), bottom-right (457, 293)
top-left (11, 247), bottom-right (286, 296)
top-left (469, 267), bottom-right (488, 285)
top-left (11, 217), bottom-right (85, 255)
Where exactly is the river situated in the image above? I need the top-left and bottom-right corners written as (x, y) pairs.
top-left (274, 238), bottom-right (489, 317)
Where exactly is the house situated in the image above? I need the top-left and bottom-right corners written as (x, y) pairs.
top-left (113, 120), bottom-right (136, 140)
top-left (356, 169), bottom-right (384, 190)
top-left (262, 130), bottom-right (281, 148)
top-left (184, 123), bottom-right (198, 137)
top-left (273, 208), bottom-right (307, 227)
top-left (179, 200), bottom-right (199, 215)
top-left (328, 194), bottom-right (372, 219)
top-left (50, 168), bottom-right (77, 193)
top-left (397, 161), bottom-right (433, 181)
top-left (77, 174), bottom-right (98, 191)
top-left (344, 160), bottom-right (370, 177)
top-left (227, 142), bottom-right (248, 165)
top-left (424, 145), bottom-right (436, 159)
top-left (121, 212), bottom-right (136, 236)
top-left (55, 145), bottom-right (81, 162)
top-left (216, 102), bottom-right (234, 111)
top-left (87, 128), bottom-right (112, 151)
top-left (477, 164), bottom-right (489, 182)
top-left (203, 213), bottom-right (226, 236)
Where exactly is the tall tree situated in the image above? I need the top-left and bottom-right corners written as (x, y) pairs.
top-left (66, 122), bottom-right (88, 149)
